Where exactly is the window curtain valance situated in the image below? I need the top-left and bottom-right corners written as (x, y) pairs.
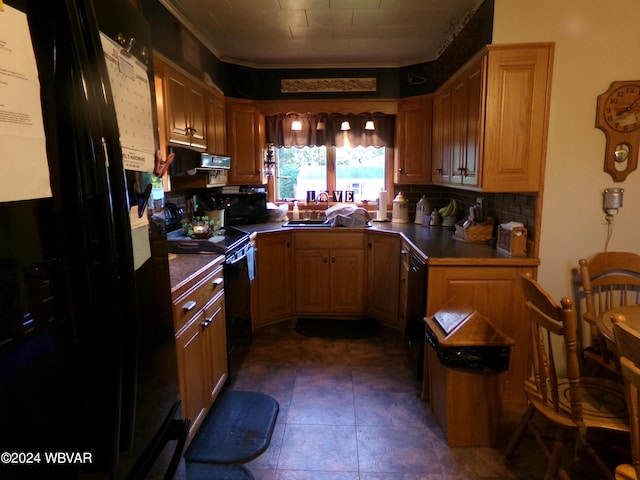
top-left (265, 113), bottom-right (395, 148)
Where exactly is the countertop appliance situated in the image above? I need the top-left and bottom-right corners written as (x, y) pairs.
top-left (0, 1), bottom-right (186, 478)
top-left (211, 192), bottom-right (268, 226)
top-left (167, 228), bottom-right (253, 384)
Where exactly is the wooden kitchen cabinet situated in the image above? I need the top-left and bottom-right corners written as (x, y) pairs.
top-left (205, 88), bottom-right (227, 155)
top-left (482, 44), bottom-right (553, 192)
top-left (255, 231), bottom-right (294, 326)
top-left (294, 232), bottom-right (365, 315)
top-left (394, 95), bottom-right (432, 185)
top-left (226, 100), bottom-right (265, 185)
top-left (162, 63), bottom-right (207, 150)
top-left (431, 43), bottom-right (553, 192)
top-left (172, 260), bottom-right (227, 440)
top-left (425, 263), bottom-right (537, 405)
top-left (449, 57), bottom-right (483, 187)
top-left (432, 88), bottom-right (452, 184)
top-left (365, 232), bottom-right (401, 327)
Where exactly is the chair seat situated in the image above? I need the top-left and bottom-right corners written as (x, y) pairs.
top-left (526, 377), bottom-right (629, 432)
top-left (615, 463), bottom-right (637, 480)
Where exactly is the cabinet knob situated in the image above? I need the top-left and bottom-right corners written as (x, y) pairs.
top-left (212, 277), bottom-right (223, 287)
top-left (323, 257), bottom-right (328, 263)
top-left (398, 168), bottom-right (404, 173)
top-left (401, 249), bottom-right (408, 256)
top-left (435, 168), bottom-right (443, 174)
top-left (201, 317), bottom-right (213, 328)
top-left (331, 257), bottom-right (336, 263)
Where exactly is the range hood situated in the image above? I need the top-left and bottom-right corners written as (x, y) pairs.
top-left (169, 146), bottom-right (230, 176)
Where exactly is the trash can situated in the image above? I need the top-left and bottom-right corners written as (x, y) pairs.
top-left (423, 297), bottom-right (514, 447)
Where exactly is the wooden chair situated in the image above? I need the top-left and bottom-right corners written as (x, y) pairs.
top-left (612, 315), bottom-right (640, 480)
top-left (579, 252), bottom-right (640, 374)
top-left (504, 273), bottom-right (629, 480)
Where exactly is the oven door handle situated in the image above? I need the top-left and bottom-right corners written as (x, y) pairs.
top-left (226, 252), bottom-right (247, 266)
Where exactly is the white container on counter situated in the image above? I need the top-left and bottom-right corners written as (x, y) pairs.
top-left (392, 192), bottom-right (409, 223)
top-left (414, 195), bottom-right (430, 224)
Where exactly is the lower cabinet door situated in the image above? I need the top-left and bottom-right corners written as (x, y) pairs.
top-left (175, 313), bottom-right (208, 438)
top-left (330, 249), bottom-right (365, 313)
top-left (203, 295), bottom-right (227, 406)
top-left (294, 249), bottom-right (330, 313)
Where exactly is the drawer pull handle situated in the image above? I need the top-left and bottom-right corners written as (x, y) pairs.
top-left (212, 277), bottom-right (223, 287)
top-left (182, 300), bottom-right (197, 312)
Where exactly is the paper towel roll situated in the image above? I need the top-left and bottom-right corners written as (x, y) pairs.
top-left (376, 191), bottom-right (388, 220)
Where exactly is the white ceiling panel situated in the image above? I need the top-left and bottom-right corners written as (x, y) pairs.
top-left (159, 0), bottom-right (485, 67)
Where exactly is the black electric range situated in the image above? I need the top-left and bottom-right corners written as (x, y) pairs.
top-left (166, 227), bottom-right (250, 256)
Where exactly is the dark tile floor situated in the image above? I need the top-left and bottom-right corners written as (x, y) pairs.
top-left (175, 320), bottom-right (632, 480)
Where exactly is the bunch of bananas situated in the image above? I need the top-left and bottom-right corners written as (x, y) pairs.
top-left (438, 198), bottom-right (461, 218)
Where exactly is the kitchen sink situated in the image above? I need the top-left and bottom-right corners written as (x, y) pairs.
top-left (282, 219), bottom-right (330, 227)
top-left (282, 219), bottom-right (373, 228)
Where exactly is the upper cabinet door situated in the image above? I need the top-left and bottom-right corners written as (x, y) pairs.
top-left (226, 101), bottom-right (265, 185)
top-left (187, 82), bottom-right (206, 150)
top-left (432, 88), bottom-right (452, 185)
top-left (164, 67), bottom-right (190, 146)
top-left (463, 58), bottom-right (485, 187)
top-left (395, 95), bottom-right (432, 185)
top-left (482, 44), bottom-right (553, 192)
top-left (163, 63), bottom-right (207, 150)
top-left (205, 90), bottom-right (227, 156)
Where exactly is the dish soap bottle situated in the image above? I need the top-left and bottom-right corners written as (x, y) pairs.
top-left (292, 201), bottom-right (300, 220)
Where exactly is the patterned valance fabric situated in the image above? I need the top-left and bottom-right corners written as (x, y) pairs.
top-left (265, 113), bottom-right (395, 148)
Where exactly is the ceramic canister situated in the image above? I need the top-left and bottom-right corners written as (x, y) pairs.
top-left (391, 192), bottom-right (409, 223)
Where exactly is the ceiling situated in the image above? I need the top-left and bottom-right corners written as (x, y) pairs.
top-left (159, 0), bottom-right (485, 68)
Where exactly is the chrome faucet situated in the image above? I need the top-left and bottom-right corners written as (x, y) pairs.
top-left (316, 191), bottom-right (330, 216)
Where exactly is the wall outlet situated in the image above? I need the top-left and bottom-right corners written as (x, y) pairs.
top-left (476, 197), bottom-right (484, 208)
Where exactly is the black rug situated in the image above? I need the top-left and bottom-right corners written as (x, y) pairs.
top-left (184, 390), bottom-right (279, 465)
top-left (295, 317), bottom-right (379, 339)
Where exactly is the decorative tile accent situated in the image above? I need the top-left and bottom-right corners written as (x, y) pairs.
top-left (281, 77), bottom-right (377, 93)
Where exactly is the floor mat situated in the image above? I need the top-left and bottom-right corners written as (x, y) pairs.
top-left (295, 317), bottom-right (379, 339)
top-left (184, 390), bottom-right (279, 465)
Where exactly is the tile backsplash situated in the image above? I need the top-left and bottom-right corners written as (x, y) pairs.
top-left (394, 185), bottom-right (537, 242)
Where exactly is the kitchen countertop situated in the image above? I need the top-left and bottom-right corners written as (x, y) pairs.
top-left (168, 253), bottom-right (224, 293)
top-left (168, 220), bottom-right (539, 289)
top-left (236, 220), bottom-right (539, 267)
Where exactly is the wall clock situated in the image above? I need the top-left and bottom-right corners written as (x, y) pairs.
top-left (595, 80), bottom-right (640, 182)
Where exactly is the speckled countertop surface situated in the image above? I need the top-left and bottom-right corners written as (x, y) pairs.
top-left (235, 221), bottom-right (539, 266)
top-left (168, 253), bottom-right (224, 293)
top-left (169, 220), bottom-right (538, 289)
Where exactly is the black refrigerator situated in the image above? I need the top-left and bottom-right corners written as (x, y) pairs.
top-left (0, 0), bottom-right (185, 478)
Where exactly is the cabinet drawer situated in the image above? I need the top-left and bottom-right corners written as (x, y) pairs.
top-left (294, 232), bottom-right (364, 250)
top-left (173, 264), bottom-right (224, 333)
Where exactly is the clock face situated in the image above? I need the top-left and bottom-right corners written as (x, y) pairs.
top-left (603, 84), bottom-right (640, 132)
